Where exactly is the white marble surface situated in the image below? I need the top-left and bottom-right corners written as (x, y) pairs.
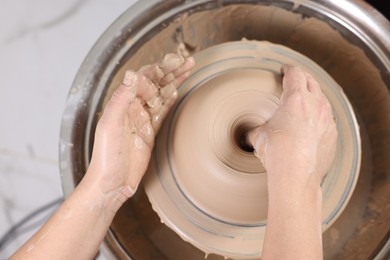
top-left (0, 0), bottom-right (138, 257)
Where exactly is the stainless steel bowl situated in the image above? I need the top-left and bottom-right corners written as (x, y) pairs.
top-left (60, 0), bottom-right (390, 259)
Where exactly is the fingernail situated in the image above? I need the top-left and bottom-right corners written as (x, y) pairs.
top-left (158, 53), bottom-right (184, 73)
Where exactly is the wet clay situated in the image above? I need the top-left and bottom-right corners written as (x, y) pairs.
top-left (102, 4), bottom-right (390, 260)
top-left (170, 69), bottom-right (277, 225)
top-left (142, 40), bottom-right (359, 259)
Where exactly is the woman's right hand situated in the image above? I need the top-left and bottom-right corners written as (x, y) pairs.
top-left (247, 65), bottom-right (337, 186)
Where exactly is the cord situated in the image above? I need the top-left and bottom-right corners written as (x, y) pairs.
top-left (0, 197), bottom-right (64, 252)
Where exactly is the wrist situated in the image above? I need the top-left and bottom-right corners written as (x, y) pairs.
top-left (267, 171), bottom-right (322, 207)
top-left (267, 166), bottom-right (322, 189)
top-left (263, 173), bottom-right (324, 260)
top-left (76, 171), bottom-right (126, 219)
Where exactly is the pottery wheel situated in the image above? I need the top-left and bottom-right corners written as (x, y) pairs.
top-left (144, 41), bottom-right (361, 259)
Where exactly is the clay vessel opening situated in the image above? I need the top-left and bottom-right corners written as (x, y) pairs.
top-left (235, 124), bottom-right (255, 153)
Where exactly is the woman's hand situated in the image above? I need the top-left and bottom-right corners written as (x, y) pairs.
top-left (248, 65), bottom-right (337, 186)
top-left (248, 65), bottom-right (337, 260)
top-left (86, 54), bottom-right (195, 209)
top-left (11, 54), bottom-right (194, 260)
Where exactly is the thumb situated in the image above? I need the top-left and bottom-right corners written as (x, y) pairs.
top-left (246, 125), bottom-right (268, 163)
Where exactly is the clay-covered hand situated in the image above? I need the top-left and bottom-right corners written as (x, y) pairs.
top-left (86, 54), bottom-right (194, 206)
top-left (247, 65), bottom-right (337, 185)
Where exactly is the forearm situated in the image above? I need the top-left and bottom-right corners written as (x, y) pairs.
top-left (11, 171), bottom-right (121, 260)
top-left (262, 175), bottom-right (323, 260)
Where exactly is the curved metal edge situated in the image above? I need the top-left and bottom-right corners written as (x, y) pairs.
top-left (98, 230), bottom-right (131, 260)
top-left (374, 234), bottom-right (390, 260)
top-left (319, 0), bottom-right (389, 67)
top-left (306, 0), bottom-right (390, 80)
top-left (298, 1), bottom-right (390, 257)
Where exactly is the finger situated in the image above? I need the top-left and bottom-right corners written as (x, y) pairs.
top-left (158, 71), bottom-right (191, 99)
top-left (159, 82), bottom-right (177, 99)
top-left (159, 71), bottom-right (190, 100)
top-left (133, 100), bottom-right (151, 127)
top-left (280, 64), bottom-right (308, 100)
top-left (173, 70), bottom-right (191, 89)
top-left (319, 96), bottom-right (336, 133)
top-left (123, 70), bottom-right (137, 101)
top-left (246, 125), bottom-right (268, 162)
top-left (136, 72), bottom-right (159, 103)
top-left (100, 71), bottom-right (137, 125)
top-left (173, 57), bottom-right (195, 77)
top-left (160, 57), bottom-right (195, 86)
top-left (139, 64), bottom-right (164, 83)
top-left (146, 96), bottom-right (163, 115)
top-left (133, 100), bottom-right (155, 146)
top-left (159, 72), bottom-right (175, 85)
top-left (151, 92), bottom-right (177, 132)
top-left (151, 71), bottom-right (190, 132)
top-left (158, 53), bottom-right (185, 74)
top-left (304, 71), bottom-right (322, 96)
top-left (125, 98), bottom-right (155, 146)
